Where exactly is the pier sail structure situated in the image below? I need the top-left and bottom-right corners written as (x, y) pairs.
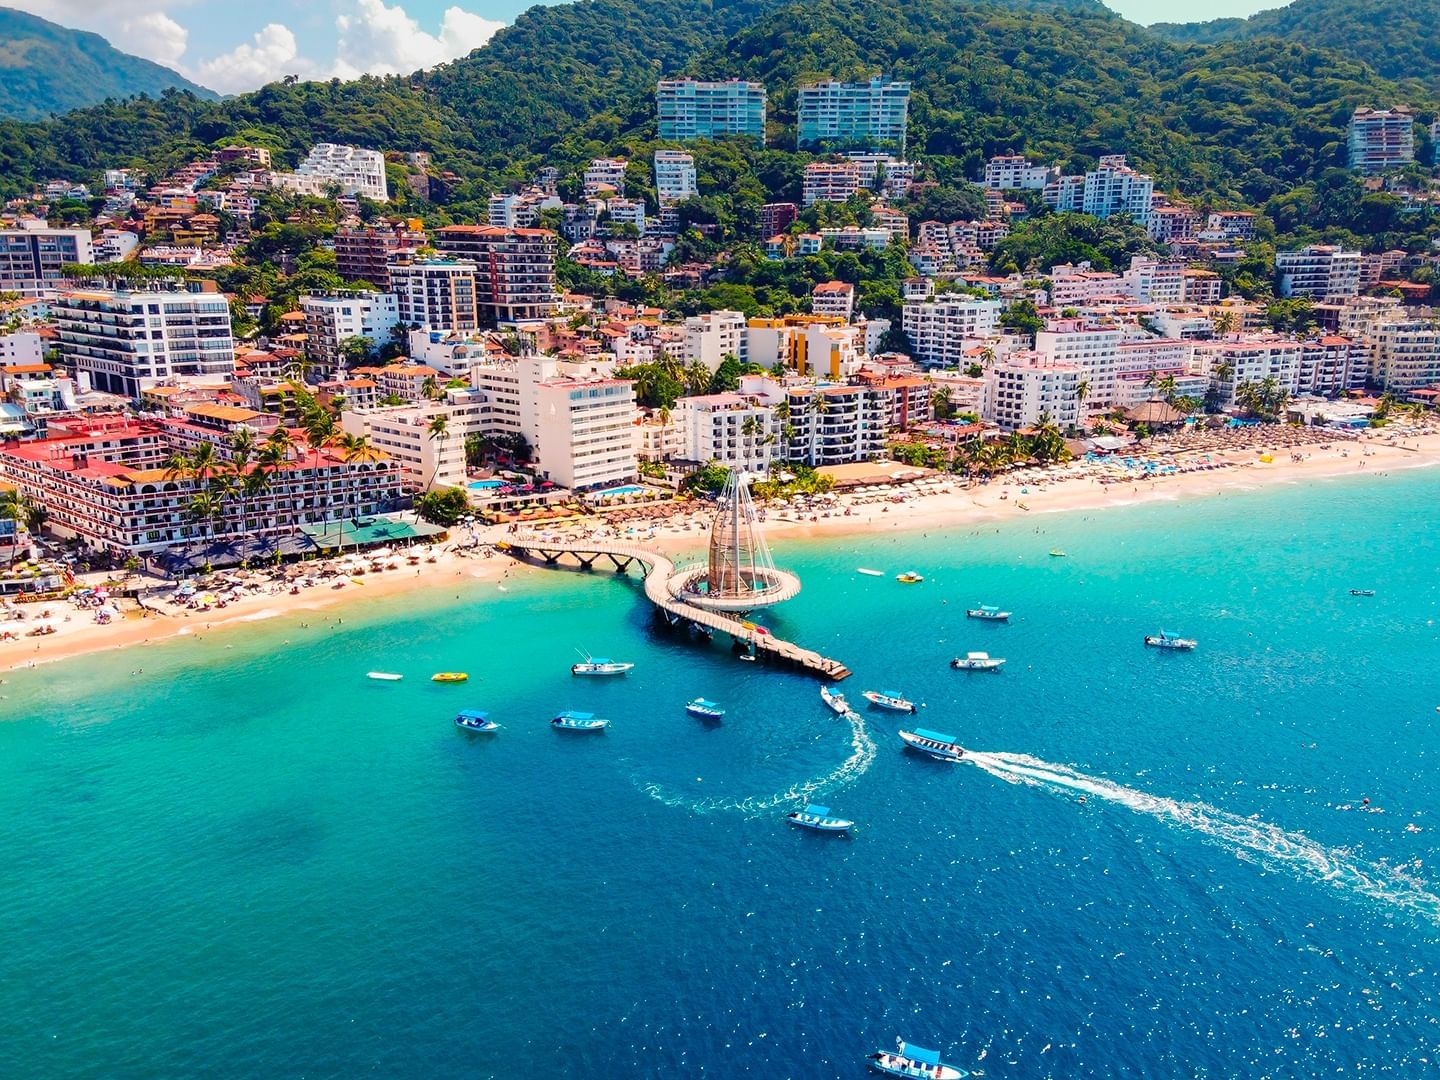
top-left (669, 469), bottom-right (801, 612)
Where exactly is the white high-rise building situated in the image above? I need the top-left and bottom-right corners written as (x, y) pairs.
top-left (1191, 339), bottom-right (1303, 406)
top-left (802, 162), bottom-right (862, 207)
top-left (1372, 317), bottom-right (1440, 390)
top-left (1347, 108), bottom-right (1414, 174)
top-left (656, 79), bottom-right (766, 143)
top-left (984, 155), bottom-right (1051, 191)
top-left (1081, 159), bottom-right (1153, 225)
top-left (901, 298), bottom-right (1003, 368)
top-left (54, 281), bottom-right (234, 396)
top-left (0, 222), bottom-right (94, 295)
top-left (811, 281), bottom-right (855, 322)
top-left (677, 392), bottom-right (779, 473)
top-left (583, 158), bottom-right (628, 197)
top-left (1121, 256), bottom-right (1186, 305)
top-left (300, 291), bottom-right (401, 376)
top-left (991, 351), bottom-right (1082, 430)
top-left (388, 259), bottom-right (478, 333)
top-left (683, 310), bottom-right (748, 371)
top-left (1034, 320), bottom-right (1125, 407)
top-left (1276, 246), bottom-right (1362, 300)
top-left (797, 77), bottom-right (910, 154)
top-left (654, 150), bottom-right (698, 205)
top-left (274, 143), bottom-right (389, 201)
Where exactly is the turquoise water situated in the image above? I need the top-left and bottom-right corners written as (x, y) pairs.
top-left (3, 469), bottom-right (1440, 1077)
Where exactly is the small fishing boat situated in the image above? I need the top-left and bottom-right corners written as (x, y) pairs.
top-left (551, 710), bottom-right (609, 731)
top-left (863, 689), bottom-right (916, 713)
top-left (951, 651), bottom-right (1005, 671)
top-left (868, 1040), bottom-right (969, 1079)
top-left (820, 686), bottom-right (850, 715)
top-left (899, 728), bottom-right (966, 762)
top-left (454, 709), bottom-right (498, 733)
top-left (1049, 549), bottom-right (1068, 558)
top-left (786, 803), bottom-right (854, 833)
top-left (1144, 630), bottom-right (1197, 650)
top-left (571, 650), bottom-right (634, 676)
top-left (857, 567), bottom-right (885, 577)
top-left (1349, 589), bottom-right (1376, 597)
top-left (686, 698), bottom-right (725, 720)
top-left (431, 672), bottom-right (469, 683)
top-left (965, 604), bottom-right (1010, 621)
top-left (367, 671), bottom-right (403, 681)
top-left (896, 571), bottom-right (924, 584)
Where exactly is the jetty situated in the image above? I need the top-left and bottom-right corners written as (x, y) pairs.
top-left (498, 473), bottom-right (848, 681)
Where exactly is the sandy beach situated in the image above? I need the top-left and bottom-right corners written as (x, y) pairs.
top-left (5, 425), bottom-right (1438, 674)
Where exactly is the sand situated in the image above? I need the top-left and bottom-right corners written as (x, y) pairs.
top-left (5, 426), bottom-right (1437, 673)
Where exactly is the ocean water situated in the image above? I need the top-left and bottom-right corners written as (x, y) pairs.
top-left (2, 469), bottom-right (1439, 1078)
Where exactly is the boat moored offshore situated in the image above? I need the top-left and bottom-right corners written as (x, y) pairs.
top-left (820, 686), bottom-right (850, 715)
top-left (896, 571), bottom-right (924, 584)
top-left (899, 728), bottom-right (965, 762)
top-left (552, 710), bottom-right (610, 731)
top-left (868, 1040), bottom-right (970, 1079)
top-left (1144, 630), bottom-right (1197, 650)
top-left (965, 604), bottom-right (1010, 621)
top-left (431, 672), bottom-right (469, 683)
top-left (571, 652), bottom-right (634, 676)
top-left (367, 671), bottom-right (403, 681)
top-left (1350, 588), bottom-right (1376, 597)
top-left (454, 709), bottom-right (499, 733)
top-left (862, 689), bottom-right (916, 713)
top-left (685, 698), bottom-right (725, 720)
top-left (786, 803), bottom-right (854, 833)
top-left (950, 651), bottom-right (1005, 671)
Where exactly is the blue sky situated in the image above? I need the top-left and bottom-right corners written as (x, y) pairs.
top-left (17, 0), bottom-right (1284, 95)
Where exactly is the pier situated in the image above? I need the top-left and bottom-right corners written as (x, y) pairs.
top-left (497, 535), bottom-right (850, 681)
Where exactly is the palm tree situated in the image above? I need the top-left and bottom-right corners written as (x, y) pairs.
top-left (421, 375), bottom-right (440, 400)
top-left (262, 427), bottom-right (296, 464)
top-left (301, 408), bottom-right (337, 449)
top-left (425, 414), bottom-right (450, 489)
top-left (1075, 380), bottom-right (1090, 407)
top-left (1214, 310), bottom-right (1238, 335)
top-left (165, 441), bottom-right (221, 485)
top-left (186, 489), bottom-right (226, 542)
top-left (336, 433), bottom-right (384, 464)
top-left (685, 362), bottom-right (711, 396)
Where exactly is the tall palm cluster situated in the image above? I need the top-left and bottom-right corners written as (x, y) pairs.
top-left (890, 419), bottom-right (1070, 478)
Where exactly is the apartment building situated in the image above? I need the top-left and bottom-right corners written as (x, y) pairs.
top-left (1276, 245), bottom-right (1362, 299)
top-left (334, 221), bottom-right (426, 289)
top-left (1080, 159), bottom-right (1153, 225)
top-left (1298, 336), bottom-right (1368, 396)
top-left (683, 310), bottom-right (748, 371)
top-left (583, 158), bottom-right (628, 197)
top-left (432, 225), bottom-right (557, 324)
top-left (1035, 320), bottom-right (1125, 406)
top-left (797, 77), bottom-right (910, 154)
top-left (1147, 205), bottom-right (1200, 244)
top-left (1048, 264), bottom-right (1125, 307)
top-left (901, 298), bottom-right (1004, 368)
top-left (677, 392), bottom-right (779, 473)
top-left (656, 79), bottom-right (767, 142)
top-left (300, 291), bottom-right (400, 376)
top-left (654, 150), bottom-right (698, 204)
top-left (1114, 338), bottom-right (1197, 407)
top-left (1121, 256), bottom-right (1186, 305)
top-left (273, 143), bottom-right (389, 201)
top-left (802, 161), bottom-right (862, 207)
top-left (1191, 338), bottom-right (1303, 406)
top-left (991, 352), bottom-right (1083, 430)
top-left (54, 280), bottom-right (234, 397)
top-left (1203, 211), bottom-right (1257, 241)
top-left (388, 259), bottom-right (479, 334)
top-left (1372, 316), bottom-right (1440, 390)
top-left (811, 281), bottom-right (855, 322)
top-left (1347, 108), bottom-right (1415, 174)
top-left (746, 318), bottom-right (861, 379)
top-left (0, 222), bottom-right (94, 295)
top-left (984, 155), bottom-right (1051, 191)
top-left (341, 391), bottom-right (489, 490)
top-left (760, 202), bottom-right (798, 238)
top-left (487, 190), bottom-right (561, 228)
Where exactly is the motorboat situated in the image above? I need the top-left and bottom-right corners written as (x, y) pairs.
top-left (686, 698), bottom-right (725, 720)
top-left (786, 804), bottom-right (854, 833)
top-left (454, 709), bottom-right (498, 733)
top-left (965, 605), bottom-right (1010, 621)
top-left (1049, 549), bottom-right (1068, 558)
top-left (1350, 589), bottom-right (1376, 597)
top-left (1144, 630), bottom-right (1197, 650)
top-left (857, 567), bottom-right (885, 577)
top-left (551, 710), bottom-right (609, 731)
top-left (950, 651), bottom-right (1005, 671)
top-left (820, 686), bottom-right (850, 715)
top-left (367, 671), bottom-right (403, 681)
top-left (896, 571), bottom-right (924, 584)
top-left (571, 651), bottom-right (634, 676)
top-left (863, 689), bottom-right (916, 713)
top-left (899, 728), bottom-right (966, 762)
top-left (431, 672), bottom-right (469, 683)
top-left (867, 1040), bottom-right (969, 1079)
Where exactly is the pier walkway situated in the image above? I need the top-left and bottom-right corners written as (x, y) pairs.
top-left (498, 535), bottom-right (850, 681)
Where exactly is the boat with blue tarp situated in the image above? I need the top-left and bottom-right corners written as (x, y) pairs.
top-left (786, 804), bottom-right (854, 833)
top-left (965, 604), bottom-right (1010, 621)
top-left (868, 1039), bottom-right (969, 1079)
top-left (1144, 630), bottom-right (1196, 650)
top-left (454, 709), bottom-right (498, 733)
top-left (551, 710), bottom-right (609, 731)
top-left (899, 728), bottom-right (965, 762)
top-left (686, 698), bottom-right (725, 720)
top-left (571, 652), bottom-right (634, 676)
top-left (820, 686), bottom-right (850, 715)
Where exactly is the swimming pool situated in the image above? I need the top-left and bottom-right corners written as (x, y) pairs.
top-left (593, 485), bottom-right (649, 497)
top-left (468, 480), bottom-right (506, 490)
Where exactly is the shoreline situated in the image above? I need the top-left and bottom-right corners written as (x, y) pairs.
top-left (6, 428), bottom-right (1438, 674)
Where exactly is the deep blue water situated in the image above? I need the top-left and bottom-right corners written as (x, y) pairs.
top-left (2, 469), bottom-right (1439, 1078)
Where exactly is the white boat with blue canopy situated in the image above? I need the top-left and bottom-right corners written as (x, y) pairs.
top-left (950, 651), bottom-right (1004, 671)
top-left (686, 698), bottom-right (725, 720)
top-left (820, 686), bottom-right (850, 715)
top-left (454, 709), bottom-right (498, 733)
top-left (863, 689), bottom-right (916, 713)
top-left (899, 728), bottom-right (965, 762)
top-left (1144, 630), bottom-right (1197, 650)
top-left (552, 710), bottom-right (609, 731)
top-left (571, 652), bottom-right (634, 676)
top-left (786, 803), bottom-right (854, 832)
top-left (965, 604), bottom-right (1010, 621)
top-left (868, 1040), bottom-right (969, 1079)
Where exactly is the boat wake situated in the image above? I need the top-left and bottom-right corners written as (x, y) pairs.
top-left (637, 708), bottom-right (876, 817)
top-left (965, 750), bottom-right (1440, 927)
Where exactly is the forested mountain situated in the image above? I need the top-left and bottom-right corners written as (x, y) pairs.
top-left (0, 7), bottom-right (215, 121)
top-left (1151, 0), bottom-right (1440, 83)
top-left (0, 0), bottom-right (1432, 209)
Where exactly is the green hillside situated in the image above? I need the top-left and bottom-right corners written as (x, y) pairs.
top-left (0, 6), bottom-right (215, 121)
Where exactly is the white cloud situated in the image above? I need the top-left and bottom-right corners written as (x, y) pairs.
top-left (332, 0), bottom-right (504, 79)
top-left (190, 23), bottom-right (307, 95)
top-left (112, 12), bottom-right (189, 69)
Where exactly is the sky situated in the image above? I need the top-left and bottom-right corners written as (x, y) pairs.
top-left (15, 0), bottom-right (1286, 96)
